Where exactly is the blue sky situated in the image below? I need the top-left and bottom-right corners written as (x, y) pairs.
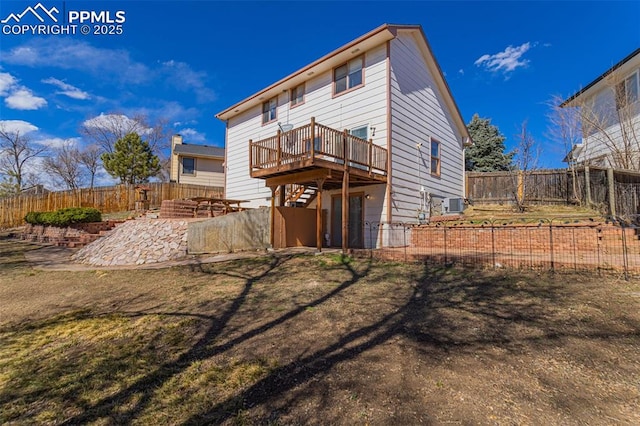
top-left (1, 0), bottom-right (639, 186)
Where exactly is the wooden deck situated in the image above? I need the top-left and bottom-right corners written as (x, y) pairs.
top-left (249, 118), bottom-right (388, 183)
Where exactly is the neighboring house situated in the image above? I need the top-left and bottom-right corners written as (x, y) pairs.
top-left (561, 48), bottom-right (640, 169)
top-left (170, 134), bottom-right (225, 187)
top-left (215, 24), bottom-right (471, 251)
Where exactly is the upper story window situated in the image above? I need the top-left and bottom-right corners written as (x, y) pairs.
top-left (182, 157), bottom-right (195, 175)
top-left (430, 139), bottom-right (441, 177)
top-left (334, 56), bottom-right (364, 95)
top-left (291, 84), bottom-right (304, 107)
top-left (350, 125), bottom-right (368, 140)
top-left (615, 70), bottom-right (639, 110)
top-left (262, 97), bottom-right (277, 124)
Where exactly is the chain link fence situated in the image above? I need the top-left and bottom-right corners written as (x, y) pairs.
top-left (361, 216), bottom-right (640, 278)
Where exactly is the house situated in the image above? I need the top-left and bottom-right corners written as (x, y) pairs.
top-left (561, 48), bottom-right (640, 169)
top-left (215, 24), bottom-right (471, 252)
top-left (169, 134), bottom-right (225, 187)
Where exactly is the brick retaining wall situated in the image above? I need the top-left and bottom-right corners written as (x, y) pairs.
top-left (410, 223), bottom-right (635, 254)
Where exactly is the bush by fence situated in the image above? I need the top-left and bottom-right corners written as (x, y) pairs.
top-left (24, 207), bottom-right (101, 227)
top-left (0, 182), bottom-right (223, 229)
top-left (467, 167), bottom-right (640, 217)
top-left (362, 217), bottom-right (640, 278)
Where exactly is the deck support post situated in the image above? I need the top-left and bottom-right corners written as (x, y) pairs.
top-left (316, 178), bottom-right (325, 252)
top-left (342, 171), bottom-right (349, 254)
top-left (342, 129), bottom-right (350, 255)
top-left (270, 186), bottom-right (276, 248)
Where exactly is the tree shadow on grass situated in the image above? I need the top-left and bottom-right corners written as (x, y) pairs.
top-left (3, 254), bottom-right (638, 424)
top-left (49, 253), bottom-right (372, 424)
top-left (181, 265), bottom-right (640, 424)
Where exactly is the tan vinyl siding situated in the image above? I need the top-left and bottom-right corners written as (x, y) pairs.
top-left (178, 157), bottom-right (224, 187)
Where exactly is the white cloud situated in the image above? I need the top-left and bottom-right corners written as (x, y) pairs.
top-left (5, 88), bottom-right (47, 110)
top-left (458, 69), bottom-right (465, 76)
top-left (173, 119), bottom-right (197, 127)
top-left (83, 113), bottom-right (151, 135)
top-left (474, 42), bottom-right (532, 74)
top-left (130, 101), bottom-right (200, 124)
top-left (161, 60), bottom-right (216, 103)
top-left (0, 71), bottom-right (47, 110)
top-left (0, 72), bottom-right (17, 96)
top-left (42, 77), bottom-right (90, 100)
top-left (35, 137), bottom-right (80, 149)
top-left (177, 128), bottom-right (206, 142)
top-left (4, 38), bottom-right (150, 84)
top-left (0, 119), bottom-right (39, 134)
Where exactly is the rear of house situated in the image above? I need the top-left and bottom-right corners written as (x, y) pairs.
top-left (216, 24), bottom-right (470, 250)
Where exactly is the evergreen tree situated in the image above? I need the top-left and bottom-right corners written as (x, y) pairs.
top-left (465, 114), bottom-right (513, 172)
top-left (101, 133), bottom-right (161, 185)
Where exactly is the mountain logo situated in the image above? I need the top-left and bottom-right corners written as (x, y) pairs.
top-left (1, 3), bottom-right (59, 24)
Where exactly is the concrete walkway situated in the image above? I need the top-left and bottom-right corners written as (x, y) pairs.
top-left (23, 244), bottom-right (341, 271)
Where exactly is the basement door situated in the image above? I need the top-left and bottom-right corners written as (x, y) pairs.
top-left (331, 193), bottom-right (364, 249)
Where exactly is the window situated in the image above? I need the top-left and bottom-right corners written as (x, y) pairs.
top-left (615, 71), bottom-right (639, 110)
top-left (182, 157), bottom-right (195, 175)
top-left (291, 84), bottom-right (304, 106)
top-left (262, 97), bottom-right (277, 124)
top-left (334, 56), bottom-right (364, 95)
top-left (430, 139), bottom-right (441, 176)
top-left (350, 125), bottom-right (368, 140)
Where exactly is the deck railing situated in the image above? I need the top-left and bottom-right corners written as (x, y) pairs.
top-left (250, 118), bottom-right (388, 176)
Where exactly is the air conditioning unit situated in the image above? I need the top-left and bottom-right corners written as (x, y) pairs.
top-left (442, 198), bottom-right (464, 214)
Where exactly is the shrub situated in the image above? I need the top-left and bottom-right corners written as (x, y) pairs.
top-left (24, 207), bottom-right (102, 227)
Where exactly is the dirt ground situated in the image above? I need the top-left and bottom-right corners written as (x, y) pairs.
top-left (1, 238), bottom-right (639, 425)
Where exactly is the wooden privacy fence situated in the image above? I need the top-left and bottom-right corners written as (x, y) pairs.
top-left (467, 167), bottom-right (640, 218)
top-left (0, 183), bottom-right (223, 229)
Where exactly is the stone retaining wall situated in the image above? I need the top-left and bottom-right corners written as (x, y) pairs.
top-left (72, 219), bottom-right (192, 266)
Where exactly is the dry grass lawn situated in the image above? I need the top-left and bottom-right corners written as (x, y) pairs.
top-left (1, 238), bottom-right (639, 425)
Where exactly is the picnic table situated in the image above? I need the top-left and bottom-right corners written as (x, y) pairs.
top-left (187, 197), bottom-right (249, 217)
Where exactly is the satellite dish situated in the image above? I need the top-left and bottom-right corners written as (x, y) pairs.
top-left (278, 122), bottom-right (294, 132)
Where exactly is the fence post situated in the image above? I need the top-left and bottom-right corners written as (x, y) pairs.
top-left (621, 223), bottom-right (629, 280)
top-left (443, 225), bottom-right (447, 265)
top-left (403, 224), bottom-right (407, 263)
top-left (607, 167), bottom-right (616, 216)
top-left (491, 220), bottom-right (496, 268)
top-left (368, 222), bottom-right (372, 259)
top-left (517, 170), bottom-right (524, 204)
top-left (549, 220), bottom-right (555, 272)
top-left (584, 166), bottom-right (592, 207)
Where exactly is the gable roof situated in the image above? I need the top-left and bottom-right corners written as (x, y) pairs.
top-left (561, 48), bottom-right (640, 108)
top-left (174, 143), bottom-right (224, 159)
top-left (215, 23), bottom-right (470, 142)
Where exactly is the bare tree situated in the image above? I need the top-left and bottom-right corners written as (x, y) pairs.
top-left (79, 113), bottom-right (169, 155)
top-left (78, 144), bottom-right (102, 189)
top-left (42, 140), bottom-right (85, 190)
top-left (0, 124), bottom-right (47, 193)
top-left (547, 94), bottom-right (583, 204)
top-left (572, 70), bottom-right (640, 170)
top-left (510, 121), bottom-right (541, 212)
